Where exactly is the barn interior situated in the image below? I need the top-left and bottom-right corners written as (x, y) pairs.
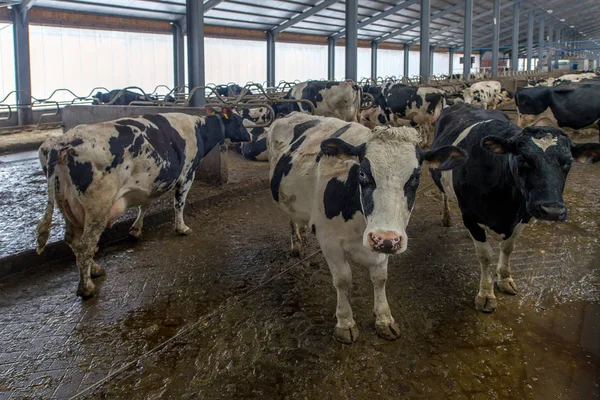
top-left (0, 0), bottom-right (599, 399)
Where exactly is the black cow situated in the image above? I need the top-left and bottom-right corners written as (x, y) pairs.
top-left (92, 90), bottom-right (157, 105)
top-left (516, 84), bottom-right (600, 139)
top-left (430, 103), bottom-right (600, 313)
top-left (36, 108), bottom-right (250, 298)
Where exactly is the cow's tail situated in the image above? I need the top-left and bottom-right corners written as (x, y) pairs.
top-left (36, 154), bottom-right (58, 255)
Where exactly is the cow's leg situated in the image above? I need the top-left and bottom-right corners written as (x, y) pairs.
top-left (496, 223), bottom-right (526, 295)
top-left (464, 218), bottom-right (496, 313)
top-left (174, 176), bottom-right (194, 235)
top-left (129, 204), bottom-right (151, 239)
top-left (442, 192), bottom-right (451, 227)
top-left (321, 242), bottom-right (358, 344)
top-left (289, 221), bottom-right (306, 257)
top-left (369, 259), bottom-right (400, 340)
top-left (72, 216), bottom-right (107, 298)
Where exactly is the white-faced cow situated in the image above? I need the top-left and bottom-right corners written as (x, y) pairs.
top-left (268, 112), bottom-right (466, 343)
top-left (360, 83), bottom-right (447, 148)
top-left (430, 103), bottom-right (600, 313)
top-left (275, 80), bottom-right (361, 122)
top-left (36, 109), bottom-right (250, 298)
top-left (239, 107), bottom-right (272, 161)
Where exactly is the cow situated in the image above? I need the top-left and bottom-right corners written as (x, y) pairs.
top-left (238, 107), bottom-right (272, 161)
top-left (360, 83), bottom-right (447, 147)
top-left (92, 90), bottom-right (156, 105)
top-left (429, 103), bottom-right (600, 313)
top-left (447, 81), bottom-right (512, 110)
top-left (36, 108), bottom-right (250, 298)
top-left (526, 77), bottom-right (555, 87)
top-left (275, 80), bottom-right (361, 122)
top-left (515, 84), bottom-right (600, 139)
top-left (554, 72), bottom-right (598, 85)
top-left (214, 84), bottom-right (251, 97)
top-left (268, 112), bottom-right (466, 343)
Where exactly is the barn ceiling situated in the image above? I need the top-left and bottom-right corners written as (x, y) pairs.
top-left (6, 0), bottom-right (600, 49)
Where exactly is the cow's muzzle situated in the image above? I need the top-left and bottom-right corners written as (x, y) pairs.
top-left (368, 232), bottom-right (402, 254)
top-left (532, 203), bottom-right (568, 222)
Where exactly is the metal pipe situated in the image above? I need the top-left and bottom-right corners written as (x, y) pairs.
top-left (404, 44), bottom-right (411, 78)
top-left (186, 0), bottom-right (205, 107)
top-left (538, 17), bottom-right (544, 69)
top-left (371, 41), bottom-right (378, 80)
top-left (449, 47), bottom-right (455, 74)
top-left (172, 21), bottom-right (185, 91)
top-left (328, 37), bottom-right (336, 80)
top-left (420, 0), bottom-right (431, 83)
top-left (491, 0), bottom-right (500, 77)
top-left (266, 31), bottom-right (276, 87)
top-left (345, 0), bottom-right (358, 80)
top-left (429, 45), bottom-right (435, 77)
top-left (526, 12), bottom-right (533, 71)
top-left (463, 0), bottom-right (473, 79)
top-left (547, 23), bottom-right (553, 71)
top-left (511, 1), bottom-right (519, 71)
top-left (11, 5), bottom-right (32, 126)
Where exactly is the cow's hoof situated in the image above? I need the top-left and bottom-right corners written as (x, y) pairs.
top-left (442, 216), bottom-right (451, 227)
top-left (77, 281), bottom-right (95, 298)
top-left (129, 227), bottom-right (142, 239)
top-left (91, 263), bottom-right (106, 278)
top-left (475, 294), bottom-right (497, 313)
top-left (176, 226), bottom-right (193, 236)
top-left (290, 248), bottom-right (305, 259)
top-left (376, 322), bottom-right (401, 341)
top-left (334, 325), bottom-right (359, 344)
top-left (496, 278), bottom-right (518, 295)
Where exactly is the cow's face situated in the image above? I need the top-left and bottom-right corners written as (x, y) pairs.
top-left (482, 126), bottom-right (600, 222)
top-left (359, 106), bottom-right (388, 128)
top-left (206, 107), bottom-right (250, 143)
top-left (321, 128), bottom-right (466, 254)
top-left (241, 107), bottom-right (270, 125)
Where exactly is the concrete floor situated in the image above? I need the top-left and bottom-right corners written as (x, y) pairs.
top-left (0, 150), bottom-right (598, 399)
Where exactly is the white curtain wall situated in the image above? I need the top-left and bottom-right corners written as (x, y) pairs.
top-left (0, 23), bottom-right (16, 103)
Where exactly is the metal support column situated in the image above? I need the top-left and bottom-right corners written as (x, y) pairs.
top-left (511, 1), bottom-right (519, 71)
top-left (526, 12), bottom-right (533, 71)
top-left (463, 0), bottom-right (473, 79)
top-left (449, 47), bottom-right (455, 75)
top-left (371, 41), bottom-right (378, 80)
top-left (429, 45), bottom-right (435, 76)
top-left (404, 44), bottom-right (411, 78)
top-left (547, 24), bottom-right (553, 71)
top-left (420, 0), bottom-right (431, 83)
top-left (345, 0), bottom-right (358, 81)
top-left (491, 0), bottom-right (500, 77)
top-left (266, 31), bottom-right (277, 87)
top-left (186, 0), bottom-right (205, 107)
top-left (538, 17), bottom-right (544, 70)
top-left (172, 21), bottom-right (185, 91)
top-left (11, 5), bottom-right (32, 126)
top-left (328, 37), bottom-right (336, 80)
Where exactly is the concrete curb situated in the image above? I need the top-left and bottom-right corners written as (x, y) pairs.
top-left (0, 140), bottom-right (47, 155)
top-left (0, 178), bottom-right (269, 279)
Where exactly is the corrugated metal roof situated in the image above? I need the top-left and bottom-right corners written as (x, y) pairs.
top-left (15, 0), bottom-right (600, 48)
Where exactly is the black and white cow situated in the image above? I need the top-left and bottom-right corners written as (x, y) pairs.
top-left (268, 112), bottom-right (466, 343)
top-left (215, 84), bottom-right (251, 97)
top-left (360, 83), bottom-right (447, 147)
top-left (36, 108), bottom-right (250, 298)
top-left (92, 90), bottom-right (157, 105)
top-left (430, 103), bottom-right (600, 313)
top-left (446, 81), bottom-right (513, 110)
top-left (275, 80), bottom-right (361, 122)
top-left (515, 84), bottom-right (600, 139)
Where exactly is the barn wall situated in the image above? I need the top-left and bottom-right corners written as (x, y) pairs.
top-left (0, 22), bottom-right (15, 101)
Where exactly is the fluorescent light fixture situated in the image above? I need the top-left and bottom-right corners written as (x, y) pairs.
top-left (547, 9), bottom-right (553, 13)
top-left (560, 18), bottom-right (565, 22)
top-left (570, 25), bottom-right (574, 28)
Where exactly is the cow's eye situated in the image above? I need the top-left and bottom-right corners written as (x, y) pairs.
top-left (358, 170), bottom-right (367, 180)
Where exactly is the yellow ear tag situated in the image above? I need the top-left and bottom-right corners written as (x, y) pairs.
top-left (223, 112), bottom-right (229, 119)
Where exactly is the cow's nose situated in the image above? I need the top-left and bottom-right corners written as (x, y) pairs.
top-left (537, 203), bottom-right (568, 221)
top-left (368, 232), bottom-right (402, 254)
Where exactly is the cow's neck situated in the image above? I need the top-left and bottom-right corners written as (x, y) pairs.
top-left (200, 116), bottom-right (225, 157)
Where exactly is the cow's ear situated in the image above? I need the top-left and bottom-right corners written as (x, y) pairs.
top-left (320, 138), bottom-right (366, 160)
top-left (221, 107), bottom-right (233, 119)
top-left (571, 142), bottom-right (600, 164)
top-left (481, 136), bottom-right (516, 154)
top-left (422, 145), bottom-right (467, 170)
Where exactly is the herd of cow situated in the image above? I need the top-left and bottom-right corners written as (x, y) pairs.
top-left (37, 72), bottom-right (600, 344)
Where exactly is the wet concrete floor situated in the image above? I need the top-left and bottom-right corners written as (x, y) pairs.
top-left (0, 153), bottom-right (598, 399)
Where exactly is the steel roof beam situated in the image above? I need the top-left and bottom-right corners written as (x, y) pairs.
top-left (47, 0), bottom-right (185, 16)
top-left (204, 0), bottom-right (226, 12)
top-left (375, 2), bottom-right (462, 44)
top-left (330, 0), bottom-right (419, 41)
top-left (270, 0), bottom-right (340, 35)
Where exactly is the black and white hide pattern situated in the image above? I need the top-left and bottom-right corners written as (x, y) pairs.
top-left (36, 109), bottom-right (250, 298)
top-left (430, 103), bottom-right (600, 313)
top-left (268, 112), bottom-right (466, 344)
